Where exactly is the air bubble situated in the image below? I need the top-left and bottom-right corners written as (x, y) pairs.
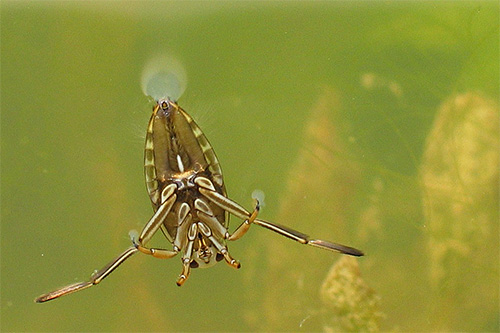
top-left (128, 229), bottom-right (139, 242)
top-left (141, 55), bottom-right (187, 101)
top-left (251, 189), bottom-right (266, 208)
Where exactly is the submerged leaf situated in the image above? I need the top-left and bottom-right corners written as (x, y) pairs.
top-left (421, 92), bottom-right (499, 328)
top-left (320, 257), bottom-right (383, 332)
top-left (252, 88), bottom-right (363, 330)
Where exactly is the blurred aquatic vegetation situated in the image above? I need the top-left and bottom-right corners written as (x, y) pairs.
top-left (248, 88), bottom-right (365, 331)
top-left (421, 92), bottom-right (499, 329)
top-left (320, 256), bottom-right (383, 332)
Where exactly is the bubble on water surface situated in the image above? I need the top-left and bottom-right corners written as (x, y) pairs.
top-left (141, 55), bottom-right (187, 101)
top-left (251, 189), bottom-right (266, 208)
top-left (128, 229), bottom-right (139, 242)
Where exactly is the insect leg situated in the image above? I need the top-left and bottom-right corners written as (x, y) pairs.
top-left (172, 203), bottom-right (193, 252)
top-left (176, 223), bottom-right (197, 286)
top-left (194, 198), bottom-right (229, 237)
top-left (228, 200), bottom-right (259, 241)
top-left (194, 190), bottom-right (259, 241)
top-left (196, 177), bottom-right (259, 240)
top-left (132, 239), bottom-right (178, 259)
top-left (133, 185), bottom-right (178, 259)
top-left (196, 176), bottom-right (363, 256)
top-left (195, 177), bottom-right (250, 220)
top-left (35, 246), bottom-right (138, 303)
top-left (138, 184), bottom-right (177, 244)
top-left (197, 221), bottom-right (240, 269)
top-left (253, 219), bottom-right (364, 256)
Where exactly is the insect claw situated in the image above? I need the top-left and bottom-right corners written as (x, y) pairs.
top-left (176, 257), bottom-right (192, 286)
top-left (176, 275), bottom-right (186, 286)
top-left (177, 262), bottom-right (190, 286)
top-left (231, 260), bottom-right (241, 269)
top-left (249, 203), bottom-right (259, 224)
top-left (254, 199), bottom-right (260, 211)
top-left (221, 250), bottom-right (241, 269)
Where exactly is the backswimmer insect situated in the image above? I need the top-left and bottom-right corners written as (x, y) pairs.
top-left (35, 98), bottom-right (363, 303)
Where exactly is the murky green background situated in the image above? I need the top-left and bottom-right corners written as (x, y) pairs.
top-left (2, 1), bottom-right (498, 332)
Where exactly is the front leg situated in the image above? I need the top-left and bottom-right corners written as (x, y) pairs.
top-left (196, 221), bottom-right (240, 269)
top-left (176, 223), bottom-right (198, 286)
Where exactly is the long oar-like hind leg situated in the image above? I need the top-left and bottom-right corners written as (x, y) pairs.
top-left (253, 219), bottom-right (364, 256)
top-left (195, 176), bottom-right (363, 257)
top-left (35, 184), bottom-right (179, 303)
top-left (35, 246), bottom-right (138, 303)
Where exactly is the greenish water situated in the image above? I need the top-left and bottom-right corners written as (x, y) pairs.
top-left (1, 1), bottom-right (498, 331)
